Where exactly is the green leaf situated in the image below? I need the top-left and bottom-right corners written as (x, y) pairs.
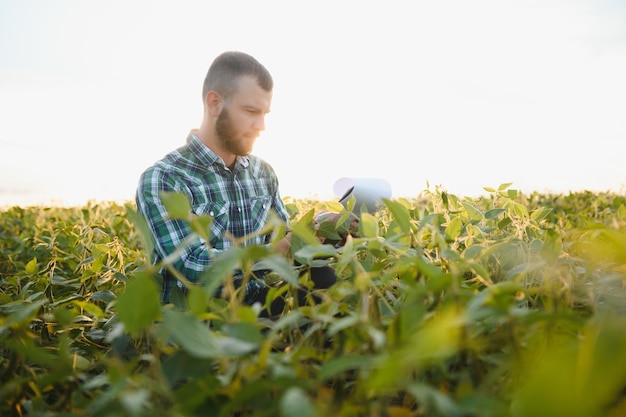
top-left (359, 212), bottom-right (379, 238)
top-left (116, 272), bottom-right (161, 335)
top-left (222, 322), bottom-right (262, 345)
top-left (91, 289), bottom-right (116, 304)
top-left (462, 202), bottom-right (483, 221)
top-left (173, 375), bottom-right (223, 412)
top-left (540, 230), bottom-right (562, 264)
top-left (189, 214), bottom-right (213, 242)
top-left (327, 314), bottom-right (360, 337)
top-left (291, 218), bottom-right (324, 246)
top-left (214, 336), bottom-right (258, 357)
top-left (344, 193), bottom-right (357, 213)
top-left (2, 300), bottom-right (45, 330)
top-left (315, 221), bottom-right (342, 241)
top-left (415, 256), bottom-right (446, 280)
top-left (445, 217), bottom-right (463, 241)
top-left (125, 204), bottom-right (155, 260)
top-left (236, 305), bottom-right (259, 323)
top-left (76, 300), bottom-right (105, 319)
top-left (120, 389), bottom-right (150, 417)
top-left (280, 387), bottom-right (315, 417)
top-left (25, 257), bottom-right (38, 275)
top-left (289, 217), bottom-right (324, 265)
top-left (485, 208), bottom-right (506, 220)
top-left (162, 350), bottom-right (217, 386)
top-left (162, 308), bottom-right (223, 358)
top-left (293, 245), bottom-right (338, 264)
top-left (407, 383), bottom-right (463, 417)
top-left (199, 247), bottom-right (244, 291)
top-left (512, 202), bottom-right (529, 218)
top-left (161, 191), bottom-right (192, 219)
top-left (531, 207), bottom-right (553, 222)
top-left (187, 286), bottom-right (208, 317)
top-left (318, 355), bottom-right (374, 381)
top-left (383, 198), bottom-right (411, 234)
top-left (253, 254), bottom-right (299, 285)
top-left (497, 217), bottom-right (512, 230)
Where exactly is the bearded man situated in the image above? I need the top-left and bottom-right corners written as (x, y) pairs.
top-left (136, 51), bottom-right (336, 314)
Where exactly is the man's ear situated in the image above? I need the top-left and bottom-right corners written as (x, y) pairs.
top-left (205, 91), bottom-right (223, 116)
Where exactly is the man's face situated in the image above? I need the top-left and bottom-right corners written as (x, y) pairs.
top-left (215, 75), bottom-right (272, 157)
top-left (215, 106), bottom-right (248, 156)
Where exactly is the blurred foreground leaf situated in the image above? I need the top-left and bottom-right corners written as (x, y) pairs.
top-left (116, 271), bottom-right (161, 335)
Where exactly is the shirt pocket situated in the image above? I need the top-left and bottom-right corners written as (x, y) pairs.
top-left (246, 196), bottom-right (272, 234)
top-left (194, 201), bottom-right (230, 248)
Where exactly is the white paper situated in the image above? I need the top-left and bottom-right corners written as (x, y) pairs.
top-left (333, 177), bottom-right (392, 213)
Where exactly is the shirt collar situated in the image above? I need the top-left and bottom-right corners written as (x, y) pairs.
top-left (187, 131), bottom-right (250, 170)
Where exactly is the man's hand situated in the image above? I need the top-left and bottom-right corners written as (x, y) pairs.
top-left (314, 211), bottom-right (359, 246)
top-left (276, 232), bottom-right (292, 256)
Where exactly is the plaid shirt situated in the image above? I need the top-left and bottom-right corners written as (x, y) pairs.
top-left (136, 132), bottom-right (290, 302)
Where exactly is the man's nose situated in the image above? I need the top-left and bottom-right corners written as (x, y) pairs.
top-left (253, 116), bottom-right (266, 132)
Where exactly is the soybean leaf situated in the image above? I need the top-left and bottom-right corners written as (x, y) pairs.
top-left (214, 336), bottom-right (258, 357)
top-left (115, 271), bottom-right (161, 336)
top-left (445, 217), bottom-right (463, 241)
top-left (125, 204), bottom-right (154, 261)
top-left (485, 208), bottom-right (506, 220)
top-left (462, 202), bottom-right (483, 221)
top-left (253, 254), bottom-right (299, 285)
top-left (189, 214), bottom-right (213, 242)
top-left (383, 198), bottom-right (411, 234)
top-left (199, 247), bottom-right (244, 292)
top-left (318, 355), bottom-right (375, 381)
top-left (162, 308), bottom-right (223, 359)
top-left (187, 286), bottom-right (208, 317)
top-left (359, 212), bottom-right (379, 238)
top-left (294, 245), bottom-right (338, 264)
top-left (2, 300), bottom-right (46, 330)
top-left (280, 387), bottom-right (315, 417)
top-left (161, 191), bottom-right (192, 220)
top-left (531, 207), bottom-right (553, 222)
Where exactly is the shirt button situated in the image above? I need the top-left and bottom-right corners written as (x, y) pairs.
top-left (209, 211), bottom-right (214, 216)
top-left (238, 207), bottom-right (241, 212)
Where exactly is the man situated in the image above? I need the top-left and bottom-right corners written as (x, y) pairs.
top-left (135, 51), bottom-right (336, 315)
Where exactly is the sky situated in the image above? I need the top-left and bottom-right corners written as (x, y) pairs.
top-left (1, 0), bottom-right (625, 207)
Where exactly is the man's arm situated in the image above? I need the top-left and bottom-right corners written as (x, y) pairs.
top-left (136, 166), bottom-right (217, 282)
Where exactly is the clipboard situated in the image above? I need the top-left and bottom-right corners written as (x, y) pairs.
top-left (334, 177), bottom-right (392, 213)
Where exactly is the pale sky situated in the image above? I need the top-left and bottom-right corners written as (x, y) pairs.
top-left (1, 0), bottom-right (625, 207)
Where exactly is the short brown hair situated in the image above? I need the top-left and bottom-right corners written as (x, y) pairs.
top-left (202, 51), bottom-right (273, 102)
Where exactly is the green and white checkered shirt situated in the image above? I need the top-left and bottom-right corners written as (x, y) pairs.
top-left (135, 132), bottom-right (290, 302)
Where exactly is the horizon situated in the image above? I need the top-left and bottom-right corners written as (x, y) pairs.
top-left (1, 0), bottom-right (625, 208)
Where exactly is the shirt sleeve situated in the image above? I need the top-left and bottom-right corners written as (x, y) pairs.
top-left (135, 165), bottom-right (219, 283)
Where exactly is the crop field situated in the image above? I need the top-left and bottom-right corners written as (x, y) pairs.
top-left (1, 184), bottom-right (626, 417)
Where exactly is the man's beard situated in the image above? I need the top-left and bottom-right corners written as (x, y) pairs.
top-left (215, 107), bottom-right (250, 156)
